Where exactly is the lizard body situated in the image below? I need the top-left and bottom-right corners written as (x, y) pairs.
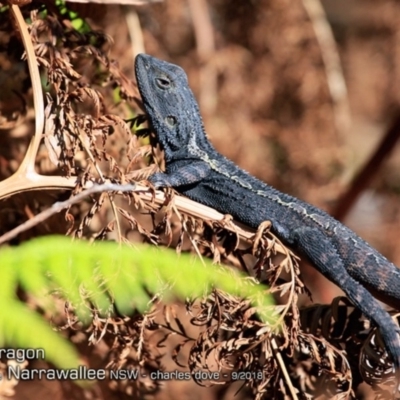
top-left (135, 53), bottom-right (400, 370)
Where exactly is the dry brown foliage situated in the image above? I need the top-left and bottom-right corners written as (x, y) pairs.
top-left (0, 2), bottom-right (399, 400)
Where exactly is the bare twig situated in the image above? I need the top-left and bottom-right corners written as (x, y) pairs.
top-left (187, 0), bottom-right (217, 115)
top-left (9, 5), bottom-right (43, 176)
top-left (124, 5), bottom-right (145, 64)
top-left (333, 113), bottom-right (400, 221)
top-left (302, 0), bottom-right (351, 135)
top-left (0, 176), bottom-right (257, 244)
top-left (271, 338), bottom-right (299, 400)
top-left (0, 183), bottom-right (136, 245)
top-left (0, 5), bottom-right (64, 201)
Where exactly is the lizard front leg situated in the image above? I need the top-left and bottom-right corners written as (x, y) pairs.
top-left (292, 226), bottom-right (400, 370)
top-left (149, 160), bottom-right (212, 188)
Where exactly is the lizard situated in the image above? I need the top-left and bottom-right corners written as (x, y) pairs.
top-left (134, 53), bottom-right (400, 373)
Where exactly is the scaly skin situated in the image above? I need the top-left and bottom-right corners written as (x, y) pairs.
top-left (135, 53), bottom-right (400, 371)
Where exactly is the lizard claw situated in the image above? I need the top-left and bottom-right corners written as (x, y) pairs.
top-left (148, 172), bottom-right (171, 189)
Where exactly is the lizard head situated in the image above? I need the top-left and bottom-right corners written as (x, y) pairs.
top-left (135, 54), bottom-right (207, 160)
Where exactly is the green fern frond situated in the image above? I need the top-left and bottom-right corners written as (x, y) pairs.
top-left (0, 237), bottom-right (273, 370)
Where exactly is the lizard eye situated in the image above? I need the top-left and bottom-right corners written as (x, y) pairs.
top-left (155, 77), bottom-right (171, 89)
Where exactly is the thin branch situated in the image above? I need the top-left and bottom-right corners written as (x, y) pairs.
top-left (0, 173), bottom-right (259, 244)
top-left (11, 5), bottom-right (44, 176)
top-left (332, 112), bottom-right (400, 221)
top-left (0, 183), bottom-right (136, 245)
top-left (0, 5), bottom-right (58, 202)
top-left (187, 0), bottom-right (217, 115)
top-left (124, 5), bottom-right (145, 65)
top-left (271, 338), bottom-right (299, 400)
top-left (0, 169), bottom-right (296, 256)
top-left (302, 0), bottom-right (351, 135)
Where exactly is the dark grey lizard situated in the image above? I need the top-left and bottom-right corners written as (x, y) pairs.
top-left (135, 53), bottom-right (400, 372)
